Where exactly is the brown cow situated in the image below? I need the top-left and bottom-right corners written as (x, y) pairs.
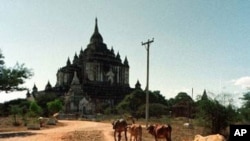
top-left (128, 124), bottom-right (142, 141)
top-left (193, 134), bottom-right (226, 141)
top-left (112, 118), bottom-right (128, 141)
top-left (147, 124), bottom-right (172, 141)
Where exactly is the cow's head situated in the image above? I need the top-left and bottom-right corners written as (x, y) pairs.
top-left (146, 124), bottom-right (155, 135)
top-left (165, 124), bottom-right (172, 132)
top-left (112, 120), bottom-right (117, 129)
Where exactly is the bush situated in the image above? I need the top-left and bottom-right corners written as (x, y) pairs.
top-left (47, 99), bottom-right (63, 116)
top-left (28, 101), bottom-right (42, 117)
top-left (137, 103), bottom-right (169, 118)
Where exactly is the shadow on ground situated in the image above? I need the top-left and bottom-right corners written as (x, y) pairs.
top-left (0, 132), bottom-right (37, 138)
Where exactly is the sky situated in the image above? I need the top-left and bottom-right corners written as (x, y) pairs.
top-left (0, 0), bottom-right (250, 107)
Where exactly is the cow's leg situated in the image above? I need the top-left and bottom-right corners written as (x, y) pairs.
top-left (138, 128), bottom-right (142, 141)
top-left (114, 131), bottom-right (117, 141)
top-left (167, 136), bottom-right (171, 141)
top-left (154, 135), bottom-right (158, 141)
top-left (124, 130), bottom-right (128, 141)
top-left (167, 132), bottom-right (171, 141)
top-left (118, 132), bottom-right (121, 141)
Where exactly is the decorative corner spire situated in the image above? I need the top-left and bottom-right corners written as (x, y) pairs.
top-left (135, 80), bottom-right (141, 90)
top-left (45, 80), bottom-right (52, 91)
top-left (33, 84), bottom-right (38, 91)
top-left (67, 57), bottom-right (71, 66)
top-left (124, 56), bottom-right (129, 67)
top-left (73, 52), bottom-right (79, 64)
top-left (111, 46), bottom-right (114, 55)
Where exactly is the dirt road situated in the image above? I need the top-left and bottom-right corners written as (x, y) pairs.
top-left (0, 120), bottom-right (116, 141)
top-left (0, 119), bottom-right (199, 141)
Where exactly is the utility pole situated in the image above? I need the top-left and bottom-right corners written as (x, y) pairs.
top-left (141, 38), bottom-right (154, 128)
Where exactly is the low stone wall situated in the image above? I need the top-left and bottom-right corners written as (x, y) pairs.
top-left (27, 124), bottom-right (40, 130)
top-left (58, 114), bottom-right (78, 120)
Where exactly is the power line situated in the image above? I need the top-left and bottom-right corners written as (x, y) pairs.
top-left (141, 38), bottom-right (154, 128)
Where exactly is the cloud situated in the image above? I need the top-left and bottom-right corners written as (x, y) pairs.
top-left (234, 76), bottom-right (250, 89)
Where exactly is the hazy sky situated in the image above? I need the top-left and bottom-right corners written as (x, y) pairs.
top-left (1, 0), bottom-right (250, 106)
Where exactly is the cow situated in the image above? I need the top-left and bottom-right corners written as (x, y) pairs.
top-left (147, 124), bottom-right (172, 141)
top-left (127, 124), bottom-right (142, 141)
top-left (112, 118), bottom-right (128, 141)
top-left (193, 134), bottom-right (226, 141)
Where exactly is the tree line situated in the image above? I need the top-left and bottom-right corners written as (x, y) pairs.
top-left (1, 49), bottom-right (250, 134)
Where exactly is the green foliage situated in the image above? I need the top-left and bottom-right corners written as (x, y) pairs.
top-left (29, 101), bottom-right (42, 117)
top-left (47, 99), bottom-right (63, 115)
top-left (10, 105), bottom-right (21, 125)
top-left (226, 104), bottom-right (241, 122)
top-left (7, 100), bottom-right (30, 126)
top-left (0, 98), bottom-right (29, 116)
top-left (137, 103), bottom-right (169, 118)
top-left (115, 89), bottom-right (169, 117)
top-left (170, 92), bottom-right (195, 118)
top-left (195, 96), bottom-right (238, 134)
top-left (150, 90), bottom-right (169, 105)
top-left (103, 107), bottom-right (113, 115)
top-left (35, 92), bottom-right (58, 116)
top-left (239, 108), bottom-right (250, 123)
top-left (175, 92), bottom-right (194, 103)
top-left (239, 92), bottom-right (250, 122)
top-left (241, 92), bottom-right (250, 108)
top-left (171, 92), bottom-right (194, 107)
top-left (0, 49), bottom-right (4, 65)
top-left (0, 50), bottom-right (33, 92)
top-left (168, 98), bottom-right (175, 107)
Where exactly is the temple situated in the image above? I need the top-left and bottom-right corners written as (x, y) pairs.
top-left (28, 18), bottom-right (140, 116)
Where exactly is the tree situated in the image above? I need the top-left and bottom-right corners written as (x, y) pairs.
top-left (0, 49), bottom-right (33, 92)
top-left (239, 92), bottom-right (250, 122)
top-left (196, 96), bottom-right (232, 134)
top-left (10, 105), bottom-right (22, 126)
top-left (116, 89), bottom-right (169, 117)
top-left (35, 92), bottom-right (58, 116)
top-left (47, 99), bottom-right (63, 116)
top-left (0, 50), bottom-right (4, 66)
top-left (29, 101), bottom-right (42, 117)
top-left (116, 89), bottom-right (145, 115)
top-left (137, 103), bottom-right (169, 118)
top-left (174, 92), bottom-right (194, 104)
top-left (0, 98), bottom-right (29, 116)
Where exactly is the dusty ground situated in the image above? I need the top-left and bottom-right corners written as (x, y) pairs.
top-left (0, 120), bottom-right (116, 141)
top-left (0, 117), bottom-right (203, 141)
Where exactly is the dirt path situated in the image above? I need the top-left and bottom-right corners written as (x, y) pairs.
top-left (0, 119), bottom-right (199, 141)
top-left (0, 120), bottom-right (116, 141)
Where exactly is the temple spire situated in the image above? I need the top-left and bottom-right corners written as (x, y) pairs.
top-left (90, 18), bottom-right (103, 43)
top-left (95, 18), bottom-right (99, 33)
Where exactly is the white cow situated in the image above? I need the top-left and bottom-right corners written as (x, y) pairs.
top-left (193, 134), bottom-right (226, 141)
